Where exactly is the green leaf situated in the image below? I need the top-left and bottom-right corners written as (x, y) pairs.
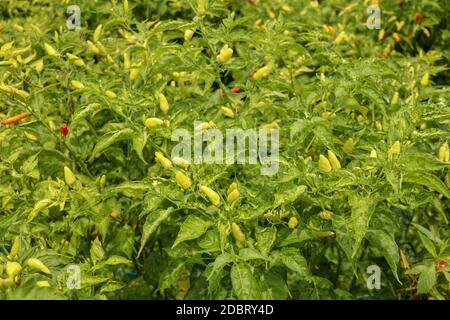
top-left (104, 255), bottom-right (132, 266)
top-left (333, 194), bottom-right (376, 259)
top-left (256, 226), bottom-right (277, 256)
top-left (205, 252), bottom-right (235, 293)
top-left (349, 194), bottom-right (374, 258)
top-left (239, 248), bottom-right (268, 261)
top-left (72, 103), bottom-right (103, 123)
top-left (261, 269), bottom-right (289, 300)
top-left (100, 281), bottom-right (126, 294)
top-left (418, 232), bottom-right (437, 257)
top-left (417, 264), bottom-right (436, 294)
top-left (274, 185), bottom-right (307, 207)
top-left (172, 215), bottom-right (211, 248)
top-left (198, 229), bottom-right (221, 252)
top-left (27, 199), bottom-right (55, 221)
top-left (105, 181), bottom-right (150, 198)
top-left (412, 223), bottom-right (441, 242)
top-left (403, 172), bottom-right (450, 199)
top-left (89, 128), bottom-right (134, 161)
top-left (230, 262), bottom-right (260, 299)
top-left (132, 131), bottom-right (148, 163)
top-left (90, 238), bottom-right (105, 264)
top-left (81, 274), bottom-right (109, 288)
top-left (367, 230), bottom-right (400, 282)
top-left (279, 248), bottom-right (309, 277)
top-left (278, 228), bottom-right (314, 247)
top-left (138, 208), bottom-right (173, 256)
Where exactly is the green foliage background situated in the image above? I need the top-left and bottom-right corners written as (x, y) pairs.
top-left (0, 0), bottom-right (449, 300)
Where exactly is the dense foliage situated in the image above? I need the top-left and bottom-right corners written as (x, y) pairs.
top-left (0, 0), bottom-right (449, 300)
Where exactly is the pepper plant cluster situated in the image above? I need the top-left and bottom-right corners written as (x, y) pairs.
top-left (0, 0), bottom-right (449, 300)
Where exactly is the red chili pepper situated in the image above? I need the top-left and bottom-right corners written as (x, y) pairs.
top-left (60, 123), bottom-right (69, 136)
top-left (415, 13), bottom-right (422, 23)
top-left (230, 87), bottom-right (240, 93)
top-left (0, 112), bottom-right (28, 125)
top-left (438, 261), bottom-right (447, 269)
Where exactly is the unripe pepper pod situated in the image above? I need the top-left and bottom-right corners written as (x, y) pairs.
top-left (438, 142), bottom-right (449, 162)
top-left (37, 280), bottom-right (50, 288)
top-left (172, 156), bottom-right (191, 169)
top-left (175, 171), bottom-right (192, 189)
top-left (129, 68), bottom-right (140, 81)
top-left (86, 40), bottom-right (100, 55)
top-left (421, 72), bottom-right (430, 86)
top-left (231, 222), bottom-right (245, 243)
top-left (227, 189), bottom-right (239, 204)
top-left (9, 236), bottom-right (20, 259)
top-left (221, 106), bottom-right (234, 118)
top-left (319, 210), bottom-right (333, 220)
top-left (303, 156), bottom-right (312, 165)
top-left (27, 258), bottom-right (51, 274)
top-left (43, 43), bottom-right (59, 57)
top-left (33, 59), bottom-right (44, 73)
top-left (105, 90), bottom-right (117, 99)
top-left (217, 45), bottom-right (233, 63)
top-left (184, 29), bottom-right (194, 42)
top-left (288, 217), bottom-right (298, 229)
top-left (375, 121), bottom-right (383, 130)
top-left (144, 117), bottom-right (164, 128)
top-left (67, 53), bottom-right (85, 67)
top-left (93, 24), bottom-right (103, 42)
top-left (370, 149), bottom-right (378, 158)
top-left (155, 151), bottom-right (173, 170)
top-left (158, 93), bottom-right (170, 114)
top-left (388, 141), bottom-right (401, 160)
top-left (327, 150), bottom-right (341, 169)
top-left (391, 91), bottom-right (399, 105)
top-left (6, 261), bottom-right (22, 278)
top-left (343, 138), bottom-right (354, 154)
top-left (64, 166), bottom-right (76, 186)
top-left (197, 0), bottom-right (206, 16)
top-left (123, 52), bottom-right (131, 69)
top-left (319, 155), bottom-right (332, 173)
top-left (100, 174), bottom-right (107, 188)
top-left (199, 186), bottom-right (221, 206)
top-left (227, 182), bottom-right (238, 195)
top-left (253, 64), bottom-right (272, 80)
top-left (71, 80), bottom-right (85, 90)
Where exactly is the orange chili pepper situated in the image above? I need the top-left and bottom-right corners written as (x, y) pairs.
top-left (0, 112), bottom-right (28, 125)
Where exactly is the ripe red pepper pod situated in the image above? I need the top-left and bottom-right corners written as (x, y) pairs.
top-left (0, 112), bottom-right (28, 125)
top-left (438, 261), bottom-right (447, 269)
top-left (414, 13), bottom-right (422, 23)
top-left (230, 87), bottom-right (240, 93)
top-left (60, 123), bottom-right (69, 136)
